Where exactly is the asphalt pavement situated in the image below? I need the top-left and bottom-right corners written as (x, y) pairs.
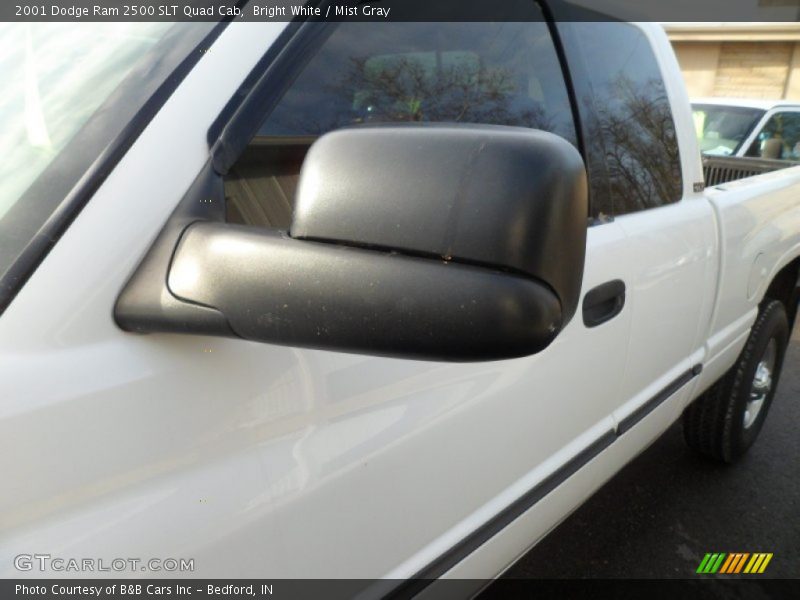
top-left (494, 320), bottom-right (799, 580)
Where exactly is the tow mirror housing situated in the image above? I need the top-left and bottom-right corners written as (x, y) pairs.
top-left (116, 125), bottom-right (588, 361)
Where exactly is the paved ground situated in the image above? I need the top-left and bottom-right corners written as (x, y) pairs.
top-left (496, 320), bottom-right (799, 580)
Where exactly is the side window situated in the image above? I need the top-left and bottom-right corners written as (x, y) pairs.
top-left (560, 22), bottom-right (683, 219)
top-left (746, 112), bottom-right (800, 160)
top-left (224, 17), bottom-right (579, 229)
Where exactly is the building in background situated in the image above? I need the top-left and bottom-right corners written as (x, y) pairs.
top-left (666, 23), bottom-right (800, 100)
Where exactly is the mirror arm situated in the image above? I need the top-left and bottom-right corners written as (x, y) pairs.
top-left (165, 222), bottom-right (562, 361)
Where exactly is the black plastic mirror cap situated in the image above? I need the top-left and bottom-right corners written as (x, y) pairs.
top-left (291, 124), bottom-right (588, 325)
top-left (114, 161), bottom-right (234, 338)
top-left (168, 222), bottom-right (563, 362)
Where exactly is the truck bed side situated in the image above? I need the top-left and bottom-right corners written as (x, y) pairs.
top-left (697, 167), bottom-right (800, 394)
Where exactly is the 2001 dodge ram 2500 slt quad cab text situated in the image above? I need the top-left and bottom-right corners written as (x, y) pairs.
top-left (1, 7), bottom-right (799, 592)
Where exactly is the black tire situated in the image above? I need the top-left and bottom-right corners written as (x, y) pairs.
top-left (683, 300), bottom-right (790, 463)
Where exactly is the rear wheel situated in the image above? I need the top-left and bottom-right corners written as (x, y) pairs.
top-left (683, 300), bottom-right (789, 463)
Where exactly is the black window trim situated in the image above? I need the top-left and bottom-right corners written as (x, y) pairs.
top-left (209, 17), bottom-right (332, 175)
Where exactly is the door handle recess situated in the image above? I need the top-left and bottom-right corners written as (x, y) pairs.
top-left (582, 279), bottom-right (626, 328)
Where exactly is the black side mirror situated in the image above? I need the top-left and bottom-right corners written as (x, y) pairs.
top-left (116, 125), bottom-right (587, 361)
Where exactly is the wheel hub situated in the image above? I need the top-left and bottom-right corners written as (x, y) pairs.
top-left (744, 339), bottom-right (776, 429)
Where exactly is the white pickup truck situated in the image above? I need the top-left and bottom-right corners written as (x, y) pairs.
top-left (693, 97), bottom-right (800, 160)
top-left (1, 9), bottom-right (799, 592)
top-left (693, 98), bottom-right (800, 186)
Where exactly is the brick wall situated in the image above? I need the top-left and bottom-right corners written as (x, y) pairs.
top-left (673, 41), bottom-right (800, 100)
top-left (713, 42), bottom-right (792, 98)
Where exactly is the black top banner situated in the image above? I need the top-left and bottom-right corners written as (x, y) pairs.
top-left (4, 0), bottom-right (800, 22)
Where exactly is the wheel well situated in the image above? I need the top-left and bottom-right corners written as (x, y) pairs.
top-left (763, 257), bottom-right (800, 330)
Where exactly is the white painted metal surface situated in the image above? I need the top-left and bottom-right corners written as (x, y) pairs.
top-left (0, 21), bottom-right (798, 584)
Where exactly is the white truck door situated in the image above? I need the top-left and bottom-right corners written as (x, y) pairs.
top-left (2, 19), bottom-right (630, 581)
top-left (557, 22), bottom-right (717, 436)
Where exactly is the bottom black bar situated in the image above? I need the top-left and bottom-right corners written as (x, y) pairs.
top-left (2, 578), bottom-right (797, 600)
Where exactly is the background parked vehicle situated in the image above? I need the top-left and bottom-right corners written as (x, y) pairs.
top-left (693, 98), bottom-right (800, 184)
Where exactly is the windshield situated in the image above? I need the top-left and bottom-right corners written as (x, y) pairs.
top-left (0, 23), bottom-right (172, 220)
top-left (692, 103), bottom-right (765, 156)
top-left (0, 22), bottom-right (214, 313)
